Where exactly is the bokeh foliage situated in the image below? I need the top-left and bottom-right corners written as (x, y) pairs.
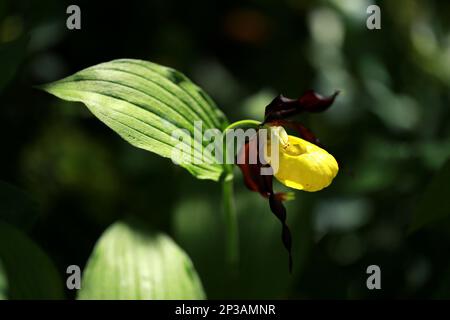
top-left (0, 0), bottom-right (449, 299)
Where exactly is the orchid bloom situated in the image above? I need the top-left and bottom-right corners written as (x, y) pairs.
top-left (237, 90), bottom-right (339, 272)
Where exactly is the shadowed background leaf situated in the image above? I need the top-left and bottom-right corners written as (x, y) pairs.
top-left (0, 181), bottom-right (38, 230)
top-left (0, 36), bottom-right (28, 93)
top-left (0, 221), bottom-right (64, 299)
top-left (409, 158), bottom-right (450, 233)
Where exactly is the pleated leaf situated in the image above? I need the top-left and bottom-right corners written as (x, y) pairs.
top-left (40, 59), bottom-right (228, 181)
top-left (78, 219), bottom-right (206, 300)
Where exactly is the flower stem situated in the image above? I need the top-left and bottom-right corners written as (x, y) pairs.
top-left (221, 119), bottom-right (260, 270)
top-left (222, 169), bottom-right (238, 269)
top-left (224, 119), bottom-right (261, 132)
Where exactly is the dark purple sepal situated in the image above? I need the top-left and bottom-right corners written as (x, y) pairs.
top-left (264, 90), bottom-right (339, 123)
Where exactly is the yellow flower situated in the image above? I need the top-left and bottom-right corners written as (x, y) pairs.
top-left (266, 127), bottom-right (339, 192)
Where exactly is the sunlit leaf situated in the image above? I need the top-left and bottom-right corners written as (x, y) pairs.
top-left (0, 221), bottom-right (64, 299)
top-left (40, 59), bottom-right (228, 181)
top-left (78, 219), bottom-right (205, 300)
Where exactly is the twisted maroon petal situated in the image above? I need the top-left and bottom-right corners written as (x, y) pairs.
top-left (237, 134), bottom-right (293, 273)
top-left (263, 90), bottom-right (339, 123)
top-left (236, 136), bottom-right (271, 197)
top-left (269, 193), bottom-right (293, 272)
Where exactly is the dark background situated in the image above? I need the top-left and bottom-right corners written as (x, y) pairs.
top-left (1, 0), bottom-right (450, 299)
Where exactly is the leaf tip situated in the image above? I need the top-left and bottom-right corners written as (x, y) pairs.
top-left (33, 82), bottom-right (52, 93)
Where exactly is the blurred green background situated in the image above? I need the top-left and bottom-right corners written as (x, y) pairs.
top-left (1, 0), bottom-right (450, 299)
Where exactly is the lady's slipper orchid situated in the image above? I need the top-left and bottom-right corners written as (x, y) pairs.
top-left (267, 126), bottom-right (339, 192)
top-left (237, 90), bottom-right (339, 272)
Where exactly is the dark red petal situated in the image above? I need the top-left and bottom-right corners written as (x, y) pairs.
top-left (264, 90), bottom-right (339, 123)
top-left (236, 134), bottom-right (293, 273)
top-left (298, 90), bottom-right (340, 113)
top-left (269, 193), bottom-right (293, 273)
top-left (236, 136), bottom-right (272, 197)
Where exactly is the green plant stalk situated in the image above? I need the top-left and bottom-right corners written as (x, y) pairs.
top-left (222, 168), bottom-right (238, 268)
top-left (221, 119), bottom-right (261, 269)
top-left (224, 119), bottom-right (261, 132)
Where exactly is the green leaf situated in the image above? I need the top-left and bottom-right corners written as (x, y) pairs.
top-left (0, 221), bottom-right (64, 299)
top-left (409, 158), bottom-right (450, 233)
top-left (78, 219), bottom-right (206, 300)
top-left (40, 59), bottom-right (228, 181)
top-left (0, 181), bottom-right (39, 230)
